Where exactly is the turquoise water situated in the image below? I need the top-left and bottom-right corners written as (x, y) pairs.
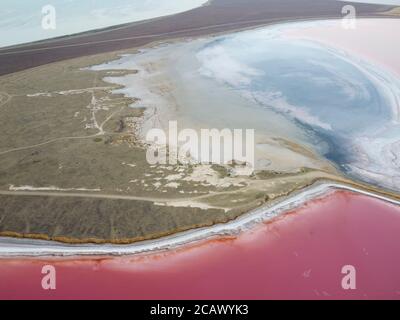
top-left (196, 22), bottom-right (400, 190)
top-left (0, 0), bottom-right (207, 48)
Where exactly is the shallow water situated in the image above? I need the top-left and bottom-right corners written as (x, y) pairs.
top-left (91, 19), bottom-right (400, 191)
top-left (195, 19), bottom-right (400, 191)
top-left (1, 191), bottom-right (400, 300)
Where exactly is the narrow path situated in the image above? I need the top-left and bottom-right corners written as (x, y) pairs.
top-left (0, 89), bottom-right (125, 156)
top-left (0, 189), bottom-right (218, 204)
top-left (0, 91), bottom-right (12, 108)
top-left (1, 182), bottom-right (399, 257)
top-left (1, 174), bottom-right (399, 206)
top-left (0, 134), bottom-right (100, 156)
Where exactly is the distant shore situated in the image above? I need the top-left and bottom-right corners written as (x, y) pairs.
top-left (0, 0), bottom-right (396, 76)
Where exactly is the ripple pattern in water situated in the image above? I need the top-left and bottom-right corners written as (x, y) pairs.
top-left (196, 20), bottom-right (400, 191)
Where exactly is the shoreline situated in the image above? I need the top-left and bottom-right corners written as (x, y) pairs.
top-left (3, 188), bottom-right (400, 299)
top-left (1, 16), bottom-right (400, 258)
top-left (1, 181), bottom-right (399, 258)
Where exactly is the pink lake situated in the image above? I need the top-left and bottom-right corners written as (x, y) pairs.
top-left (1, 190), bottom-right (400, 300)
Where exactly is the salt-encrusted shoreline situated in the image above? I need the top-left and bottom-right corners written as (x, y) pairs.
top-left (1, 181), bottom-right (399, 258)
top-left (2, 19), bottom-right (400, 258)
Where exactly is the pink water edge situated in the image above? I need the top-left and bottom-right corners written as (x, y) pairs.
top-left (1, 190), bottom-right (400, 300)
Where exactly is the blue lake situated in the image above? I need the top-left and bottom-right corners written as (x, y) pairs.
top-left (196, 22), bottom-right (400, 191)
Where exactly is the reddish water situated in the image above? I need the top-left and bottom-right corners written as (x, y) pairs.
top-left (1, 190), bottom-right (400, 300)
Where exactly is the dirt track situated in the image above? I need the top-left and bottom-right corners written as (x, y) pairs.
top-left (0, 0), bottom-right (396, 76)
